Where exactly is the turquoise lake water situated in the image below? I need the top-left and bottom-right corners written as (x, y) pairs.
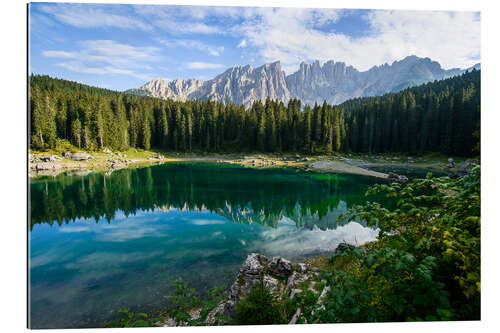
top-left (29, 163), bottom-right (386, 328)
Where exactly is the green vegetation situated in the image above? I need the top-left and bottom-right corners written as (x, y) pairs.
top-left (30, 70), bottom-right (479, 156)
top-left (102, 161), bottom-right (480, 326)
top-left (105, 278), bottom-right (228, 328)
top-left (104, 308), bottom-right (161, 328)
top-left (303, 166), bottom-right (480, 323)
top-left (235, 278), bottom-right (296, 325)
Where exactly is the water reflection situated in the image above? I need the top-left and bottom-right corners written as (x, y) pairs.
top-left (30, 162), bottom-right (384, 230)
top-left (29, 163), bottom-right (386, 329)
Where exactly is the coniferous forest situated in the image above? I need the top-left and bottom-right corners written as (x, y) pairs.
top-left (29, 69), bottom-right (480, 156)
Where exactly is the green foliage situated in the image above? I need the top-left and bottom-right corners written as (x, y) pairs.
top-left (30, 71), bottom-right (480, 156)
top-left (165, 278), bottom-right (201, 323)
top-left (164, 278), bottom-right (228, 326)
top-left (104, 308), bottom-right (160, 328)
top-left (235, 278), bottom-right (278, 325)
top-left (311, 166), bottom-right (480, 323)
top-left (235, 278), bottom-right (294, 325)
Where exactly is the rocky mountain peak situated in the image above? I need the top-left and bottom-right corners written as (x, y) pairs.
top-left (128, 56), bottom-right (479, 108)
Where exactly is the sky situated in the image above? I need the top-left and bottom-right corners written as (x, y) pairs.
top-left (28, 2), bottom-right (481, 91)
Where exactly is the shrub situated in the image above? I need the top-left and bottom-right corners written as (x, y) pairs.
top-left (308, 166), bottom-right (480, 323)
top-left (235, 278), bottom-right (281, 325)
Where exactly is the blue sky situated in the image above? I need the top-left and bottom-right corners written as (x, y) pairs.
top-left (29, 2), bottom-right (480, 91)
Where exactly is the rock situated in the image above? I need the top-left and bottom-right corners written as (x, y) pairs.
top-left (286, 271), bottom-right (311, 289)
top-left (398, 175), bottom-right (409, 182)
top-left (66, 152), bottom-right (92, 161)
top-left (388, 172), bottom-right (409, 183)
top-left (263, 275), bottom-right (280, 294)
top-left (40, 155), bottom-right (61, 162)
top-left (222, 253), bottom-right (313, 319)
top-left (457, 159), bottom-right (478, 174)
top-left (188, 308), bottom-right (201, 321)
top-left (288, 307), bottom-right (301, 324)
top-left (448, 158), bottom-right (454, 163)
top-left (445, 161), bottom-right (456, 169)
top-left (295, 154), bottom-right (300, 158)
top-left (35, 162), bottom-right (62, 171)
top-left (289, 289), bottom-right (302, 300)
top-left (205, 301), bottom-right (225, 325)
top-left (268, 257), bottom-right (293, 277)
top-left (111, 162), bottom-right (126, 169)
top-left (103, 147), bottom-right (112, 153)
top-left (303, 157), bottom-right (310, 161)
top-left (162, 318), bottom-right (177, 327)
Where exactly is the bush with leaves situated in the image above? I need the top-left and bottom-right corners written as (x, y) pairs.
top-left (104, 308), bottom-right (161, 328)
top-left (308, 166), bottom-right (480, 323)
top-left (235, 277), bottom-right (295, 325)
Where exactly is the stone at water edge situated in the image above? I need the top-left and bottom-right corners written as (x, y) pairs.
top-left (268, 257), bottom-right (293, 278)
top-left (65, 151), bottom-right (93, 161)
top-left (220, 253), bottom-right (315, 320)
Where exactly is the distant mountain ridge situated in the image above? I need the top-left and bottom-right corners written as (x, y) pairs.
top-left (126, 56), bottom-right (480, 107)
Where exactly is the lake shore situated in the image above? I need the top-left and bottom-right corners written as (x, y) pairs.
top-left (28, 149), bottom-right (467, 179)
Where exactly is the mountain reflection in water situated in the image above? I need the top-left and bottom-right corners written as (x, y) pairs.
top-left (30, 162), bottom-right (386, 230)
top-left (29, 163), bottom-right (388, 329)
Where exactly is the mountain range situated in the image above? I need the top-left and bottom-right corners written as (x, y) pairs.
top-left (126, 55), bottom-right (480, 107)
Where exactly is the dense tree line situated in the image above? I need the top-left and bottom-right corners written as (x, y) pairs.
top-left (30, 70), bottom-right (480, 156)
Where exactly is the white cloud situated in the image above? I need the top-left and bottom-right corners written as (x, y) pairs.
top-left (43, 40), bottom-right (160, 81)
top-left (185, 62), bottom-right (226, 70)
top-left (42, 50), bottom-right (77, 58)
top-left (133, 5), bottom-right (224, 35)
top-left (158, 38), bottom-right (224, 56)
top-left (39, 3), bottom-right (153, 31)
top-left (237, 39), bottom-right (247, 48)
top-left (237, 9), bottom-right (480, 73)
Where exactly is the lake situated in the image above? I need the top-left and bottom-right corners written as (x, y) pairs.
top-left (29, 162), bottom-right (387, 328)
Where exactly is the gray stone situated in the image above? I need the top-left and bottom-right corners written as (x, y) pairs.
top-left (388, 172), bottom-right (409, 183)
top-left (268, 257), bottom-right (293, 277)
top-left (66, 152), bottom-right (92, 161)
top-left (288, 307), bottom-right (301, 324)
top-left (35, 162), bottom-right (62, 171)
top-left (289, 288), bottom-right (303, 300)
top-left (286, 271), bottom-right (310, 289)
top-left (457, 159), bottom-right (478, 174)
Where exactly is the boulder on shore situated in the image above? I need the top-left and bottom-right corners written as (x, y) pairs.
top-left (388, 172), bottom-right (409, 183)
top-left (457, 159), bottom-right (478, 174)
top-left (35, 162), bottom-right (62, 171)
top-left (65, 151), bottom-right (93, 161)
top-left (221, 253), bottom-right (314, 319)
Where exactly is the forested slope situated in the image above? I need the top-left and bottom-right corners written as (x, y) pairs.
top-left (29, 70), bottom-right (480, 156)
